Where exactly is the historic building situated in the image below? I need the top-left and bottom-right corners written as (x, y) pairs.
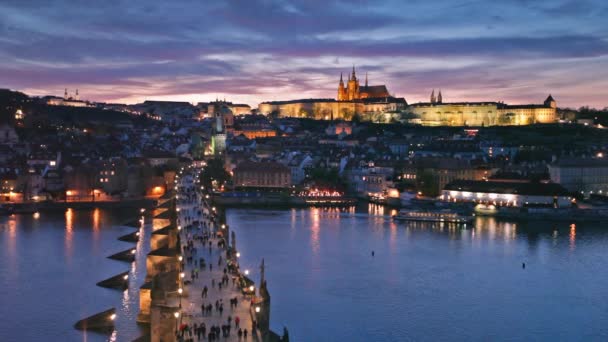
top-left (233, 161), bottom-right (291, 188)
top-left (209, 100), bottom-right (234, 156)
top-left (258, 67), bottom-right (406, 120)
top-left (409, 92), bottom-right (557, 126)
top-left (45, 89), bottom-right (93, 107)
top-left (337, 67), bottom-right (390, 101)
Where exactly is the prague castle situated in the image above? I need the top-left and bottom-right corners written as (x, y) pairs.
top-left (258, 66), bottom-right (557, 126)
top-left (337, 66), bottom-right (390, 101)
top-left (258, 67), bottom-right (406, 120)
top-left (409, 91), bottom-right (557, 126)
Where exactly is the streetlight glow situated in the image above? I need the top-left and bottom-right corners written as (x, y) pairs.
top-left (255, 306), bottom-right (260, 313)
top-left (110, 313), bottom-right (117, 320)
top-left (244, 270), bottom-right (249, 275)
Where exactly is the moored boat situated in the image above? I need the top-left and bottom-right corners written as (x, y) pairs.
top-left (393, 209), bottom-right (474, 224)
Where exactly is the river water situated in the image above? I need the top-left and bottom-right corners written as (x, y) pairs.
top-left (227, 204), bottom-right (608, 342)
top-left (1, 205), bottom-right (608, 341)
top-left (0, 208), bottom-right (149, 342)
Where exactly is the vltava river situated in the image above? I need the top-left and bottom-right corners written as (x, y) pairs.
top-left (0, 208), bottom-right (148, 341)
top-left (227, 204), bottom-right (608, 341)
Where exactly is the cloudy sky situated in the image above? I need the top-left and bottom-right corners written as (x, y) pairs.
top-left (1, 0), bottom-right (607, 108)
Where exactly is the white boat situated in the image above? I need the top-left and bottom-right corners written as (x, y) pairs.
top-left (474, 204), bottom-right (498, 216)
top-left (392, 209), bottom-right (474, 224)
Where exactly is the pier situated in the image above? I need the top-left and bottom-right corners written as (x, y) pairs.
top-left (137, 164), bottom-right (287, 341)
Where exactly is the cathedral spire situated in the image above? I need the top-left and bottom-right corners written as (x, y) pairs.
top-left (351, 65), bottom-right (356, 80)
top-left (430, 89), bottom-right (436, 104)
top-left (437, 90), bottom-right (442, 104)
top-left (365, 72), bottom-right (368, 87)
top-left (339, 72), bottom-right (343, 85)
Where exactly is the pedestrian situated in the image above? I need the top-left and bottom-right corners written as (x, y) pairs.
top-left (244, 328), bottom-right (248, 338)
top-left (235, 315), bottom-right (240, 328)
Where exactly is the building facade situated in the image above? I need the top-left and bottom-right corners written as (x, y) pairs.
top-left (442, 180), bottom-right (573, 208)
top-left (409, 93), bottom-right (557, 126)
top-left (233, 161), bottom-right (291, 188)
top-left (548, 158), bottom-right (608, 197)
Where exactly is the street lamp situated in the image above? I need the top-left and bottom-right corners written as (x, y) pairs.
top-left (236, 252), bottom-right (240, 258)
top-left (249, 285), bottom-right (254, 292)
top-left (174, 311), bottom-right (180, 333)
top-left (244, 269), bottom-right (249, 276)
top-left (255, 306), bottom-right (260, 313)
top-left (178, 287), bottom-right (183, 307)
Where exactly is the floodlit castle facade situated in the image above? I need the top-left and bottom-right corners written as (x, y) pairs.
top-left (258, 67), bottom-right (406, 120)
top-left (337, 66), bottom-right (390, 101)
top-left (409, 91), bottom-right (557, 126)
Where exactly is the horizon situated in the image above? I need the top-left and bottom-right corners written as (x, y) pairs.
top-left (1, 1), bottom-right (608, 108)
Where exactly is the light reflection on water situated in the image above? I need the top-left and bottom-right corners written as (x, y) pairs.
top-left (228, 206), bottom-right (608, 342)
top-left (0, 208), bottom-right (147, 342)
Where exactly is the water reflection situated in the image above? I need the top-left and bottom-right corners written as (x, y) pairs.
top-left (93, 208), bottom-right (100, 231)
top-left (570, 223), bottom-right (576, 251)
top-left (65, 208), bottom-right (74, 258)
top-left (310, 208), bottom-right (320, 254)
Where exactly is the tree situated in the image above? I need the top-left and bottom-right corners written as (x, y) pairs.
top-left (200, 158), bottom-right (231, 190)
top-left (416, 169), bottom-right (439, 197)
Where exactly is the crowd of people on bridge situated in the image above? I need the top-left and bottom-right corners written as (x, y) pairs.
top-left (174, 170), bottom-right (257, 341)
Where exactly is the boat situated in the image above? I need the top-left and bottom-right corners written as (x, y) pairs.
top-left (392, 209), bottom-right (474, 224)
top-left (474, 204), bottom-right (498, 216)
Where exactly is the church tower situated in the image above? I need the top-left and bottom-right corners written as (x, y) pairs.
top-left (430, 89), bottom-right (436, 104)
top-left (346, 66), bottom-right (360, 100)
top-left (337, 73), bottom-right (347, 101)
top-left (437, 90), bottom-right (442, 104)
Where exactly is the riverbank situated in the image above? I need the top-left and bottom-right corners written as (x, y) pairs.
top-left (1, 197), bottom-right (157, 214)
top-left (213, 192), bottom-right (356, 208)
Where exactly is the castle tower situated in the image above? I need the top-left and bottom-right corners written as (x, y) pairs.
top-left (347, 66), bottom-right (360, 100)
top-left (337, 73), bottom-right (347, 101)
top-left (64, 88), bottom-right (68, 99)
top-left (430, 89), bottom-right (436, 104)
top-left (544, 94), bottom-right (556, 108)
top-left (437, 90), bottom-right (442, 104)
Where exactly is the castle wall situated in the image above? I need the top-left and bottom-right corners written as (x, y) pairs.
top-left (411, 103), bottom-right (557, 126)
top-left (411, 103), bottom-right (499, 126)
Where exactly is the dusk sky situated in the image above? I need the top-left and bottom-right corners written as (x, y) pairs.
top-left (1, 0), bottom-right (607, 108)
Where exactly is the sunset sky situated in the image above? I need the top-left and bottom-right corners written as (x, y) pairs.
top-left (1, 0), bottom-right (607, 108)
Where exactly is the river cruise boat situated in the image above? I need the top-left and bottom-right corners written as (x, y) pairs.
top-left (393, 209), bottom-right (474, 224)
